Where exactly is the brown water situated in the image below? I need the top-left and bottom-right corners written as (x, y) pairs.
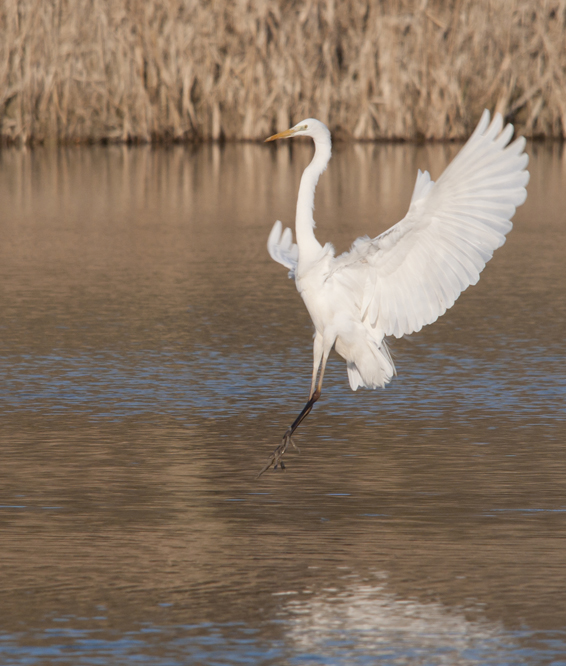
top-left (0, 140), bottom-right (565, 665)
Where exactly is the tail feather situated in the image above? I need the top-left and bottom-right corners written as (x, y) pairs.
top-left (345, 339), bottom-right (396, 391)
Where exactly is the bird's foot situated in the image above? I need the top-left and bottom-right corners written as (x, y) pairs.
top-left (256, 428), bottom-right (299, 478)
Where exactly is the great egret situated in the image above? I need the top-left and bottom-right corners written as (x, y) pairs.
top-left (258, 111), bottom-right (529, 476)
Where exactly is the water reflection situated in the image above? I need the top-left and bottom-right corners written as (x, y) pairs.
top-left (283, 580), bottom-right (541, 665)
top-left (0, 140), bottom-right (565, 663)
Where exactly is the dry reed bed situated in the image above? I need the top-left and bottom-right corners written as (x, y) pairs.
top-left (1, 0), bottom-right (566, 144)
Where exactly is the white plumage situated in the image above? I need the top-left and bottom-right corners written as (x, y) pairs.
top-left (258, 111), bottom-right (529, 475)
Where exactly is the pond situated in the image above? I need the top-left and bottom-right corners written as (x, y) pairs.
top-left (0, 137), bottom-right (565, 664)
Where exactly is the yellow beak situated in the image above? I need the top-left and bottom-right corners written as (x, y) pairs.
top-left (264, 127), bottom-right (298, 142)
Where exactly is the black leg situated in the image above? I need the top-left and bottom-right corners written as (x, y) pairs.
top-left (256, 387), bottom-right (321, 478)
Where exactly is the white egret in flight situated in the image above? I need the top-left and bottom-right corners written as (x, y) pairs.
top-left (258, 111), bottom-right (529, 476)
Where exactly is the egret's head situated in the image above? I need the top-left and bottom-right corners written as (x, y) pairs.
top-left (265, 118), bottom-right (330, 143)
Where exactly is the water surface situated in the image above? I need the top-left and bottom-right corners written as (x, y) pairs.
top-left (0, 140), bottom-right (565, 664)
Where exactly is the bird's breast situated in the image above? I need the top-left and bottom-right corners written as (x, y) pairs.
top-left (296, 268), bottom-right (360, 337)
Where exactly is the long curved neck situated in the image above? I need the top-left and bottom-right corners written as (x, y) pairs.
top-left (296, 134), bottom-right (331, 260)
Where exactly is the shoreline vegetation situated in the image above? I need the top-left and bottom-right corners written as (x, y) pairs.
top-left (1, 0), bottom-right (566, 145)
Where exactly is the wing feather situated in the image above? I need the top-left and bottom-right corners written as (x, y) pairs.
top-left (331, 110), bottom-right (529, 338)
top-left (267, 220), bottom-right (298, 277)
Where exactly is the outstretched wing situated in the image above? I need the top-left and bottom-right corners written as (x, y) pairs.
top-left (331, 110), bottom-right (530, 338)
top-left (268, 220), bottom-right (298, 278)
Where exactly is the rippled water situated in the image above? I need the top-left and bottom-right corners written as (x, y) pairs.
top-left (0, 140), bottom-right (565, 664)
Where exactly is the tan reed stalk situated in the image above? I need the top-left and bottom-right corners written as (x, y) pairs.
top-left (0, 0), bottom-right (565, 144)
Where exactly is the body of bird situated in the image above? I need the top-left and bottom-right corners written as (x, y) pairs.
top-left (258, 111), bottom-right (529, 476)
top-left (298, 258), bottom-right (395, 391)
